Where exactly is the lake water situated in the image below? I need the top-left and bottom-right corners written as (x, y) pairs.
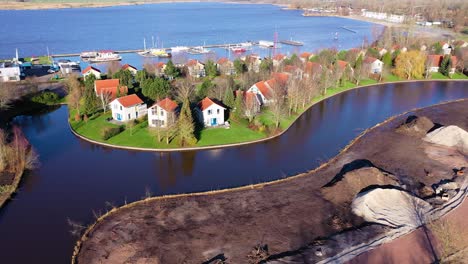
top-left (0, 2), bottom-right (380, 71)
top-left (0, 81), bottom-right (466, 263)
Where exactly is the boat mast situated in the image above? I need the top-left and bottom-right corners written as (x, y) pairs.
top-left (143, 38), bottom-right (147, 51)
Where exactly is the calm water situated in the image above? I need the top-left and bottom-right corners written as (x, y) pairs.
top-left (0, 3), bottom-right (380, 71)
top-left (0, 81), bottom-right (465, 263)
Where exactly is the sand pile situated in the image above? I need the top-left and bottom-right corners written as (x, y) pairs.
top-left (424, 125), bottom-right (468, 154)
top-left (396, 115), bottom-right (434, 138)
top-left (351, 187), bottom-right (432, 228)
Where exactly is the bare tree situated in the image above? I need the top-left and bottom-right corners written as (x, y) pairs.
top-left (268, 82), bottom-right (287, 129)
top-left (0, 82), bottom-right (16, 110)
top-left (99, 91), bottom-right (112, 113)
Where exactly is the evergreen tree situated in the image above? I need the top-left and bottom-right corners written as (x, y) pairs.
top-left (142, 77), bottom-right (171, 101)
top-left (233, 89), bottom-right (244, 118)
top-left (354, 54), bottom-right (363, 69)
top-left (164, 60), bottom-right (179, 79)
top-left (197, 78), bottom-right (213, 99)
top-left (259, 58), bottom-right (273, 73)
top-left (204, 60), bottom-right (218, 77)
top-left (176, 98), bottom-right (196, 147)
top-left (233, 59), bottom-right (247, 75)
top-left (382, 52), bottom-right (392, 69)
top-left (113, 69), bottom-right (134, 89)
top-left (439, 55), bottom-right (451, 76)
top-left (223, 77), bottom-right (235, 109)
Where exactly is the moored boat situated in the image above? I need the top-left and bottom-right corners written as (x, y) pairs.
top-left (88, 50), bottom-right (121, 63)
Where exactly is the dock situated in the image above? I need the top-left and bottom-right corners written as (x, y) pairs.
top-left (340, 26), bottom-right (357, 33)
top-left (280, 40), bottom-right (304, 46)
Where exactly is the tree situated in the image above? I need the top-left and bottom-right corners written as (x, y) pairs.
top-left (393, 50), bottom-right (426, 79)
top-left (113, 69), bottom-right (134, 89)
top-left (204, 60), bottom-right (218, 77)
top-left (259, 58), bottom-right (273, 74)
top-left (135, 70), bottom-right (148, 84)
top-left (67, 81), bottom-right (83, 115)
top-left (223, 77), bottom-right (235, 109)
top-left (175, 81), bottom-right (197, 146)
top-left (142, 77), bottom-right (171, 101)
top-left (234, 59), bottom-right (247, 75)
top-left (268, 82), bottom-right (287, 129)
top-left (382, 52), bottom-right (392, 69)
top-left (197, 78), bottom-right (214, 99)
top-left (233, 89), bottom-right (244, 119)
top-left (439, 55), bottom-right (451, 77)
top-left (0, 82), bottom-right (16, 110)
top-left (164, 60), bottom-right (179, 79)
top-left (81, 82), bottom-right (98, 115)
top-left (107, 61), bottom-right (121, 77)
top-left (98, 91), bottom-right (112, 113)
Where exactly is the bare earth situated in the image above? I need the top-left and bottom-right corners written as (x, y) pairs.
top-left (76, 99), bottom-right (468, 263)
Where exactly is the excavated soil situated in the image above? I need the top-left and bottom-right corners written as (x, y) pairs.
top-left (76, 100), bottom-right (468, 264)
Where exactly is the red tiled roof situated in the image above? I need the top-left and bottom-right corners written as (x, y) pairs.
top-left (300, 52), bottom-right (312, 59)
top-left (95, 79), bottom-right (127, 100)
top-left (284, 65), bottom-right (298, 73)
top-left (156, 62), bottom-right (165, 68)
top-left (116, 94), bottom-right (144, 108)
top-left (336, 60), bottom-right (348, 69)
top-left (427, 55), bottom-right (443, 67)
top-left (82, 66), bottom-right (101, 74)
top-left (122, 64), bottom-right (137, 71)
top-left (253, 81), bottom-right (272, 99)
top-left (155, 97), bottom-right (178, 112)
top-left (245, 91), bottom-right (258, 108)
top-left (364, 57), bottom-right (378, 64)
top-left (273, 54), bottom-right (286, 61)
top-left (187, 60), bottom-right (199, 67)
top-left (198, 97), bottom-right (223, 111)
top-left (272, 72), bottom-right (289, 86)
top-left (306, 62), bottom-right (322, 74)
top-left (217, 58), bottom-right (229, 64)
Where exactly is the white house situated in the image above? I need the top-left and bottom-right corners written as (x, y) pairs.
top-left (82, 66), bottom-right (101, 79)
top-left (198, 97), bottom-right (226, 127)
top-left (148, 97), bottom-right (178, 128)
top-left (0, 63), bottom-right (21, 82)
top-left (186, 60), bottom-right (205, 78)
top-left (122, 64), bottom-right (138, 75)
top-left (426, 55), bottom-right (457, 74)
top-left (247, 80), bottom-right (273, 105)
top-left (364, 57), bottom-right (384, 74)
top-left (110, 94), bottom-right (147, 122)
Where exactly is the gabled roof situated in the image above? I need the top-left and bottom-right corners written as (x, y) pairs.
top-left (336, 60), bottom-right (349, 69)
top-left (122, 64), bottom-right (137, 71)
top-left (271, 72), bottom-right (290, 86)
top-left (300, 52), bottom-right (313, 59)
top-left (427, 55), bottom-right (443, 67)
top-left (156, 62), bottom-right (166, 69)
top-left (273, 54), bottom-right (286, 61)
top-left (364, 57), bottom-right (379, 64)
top-left (95, 79), bottom-right (127, 100)
top-left (284, 65), bottom-right (298, 73)
top-left (306, 61), bottom-right (322, 74)
top-left (154, 97), bottom-right (178, 112)
top-left (217, 58), bottom-right (229, 65)
top-left (187, 59), bottom-right (203, 67)
top-left (253, 81), bottom-right (272, 99)
top-left (198, 97), bottom-right (225, 111)
top-left (116, 94), bottom-right (144, 108)
top-left (82, 66), bottom-right (101, 74)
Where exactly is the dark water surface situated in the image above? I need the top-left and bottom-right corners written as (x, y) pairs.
top-left (0, 81), bottom-right (466, 263)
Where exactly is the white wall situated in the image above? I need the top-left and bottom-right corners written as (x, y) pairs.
top-left (111, 101), bottom-right (147, 122)
top-left (83, 70), bottom-right (101, 80)
top-left (0, 66), bottom-right (20, 82)
top-left (148, 105), bottom-right (172, 127)
top-left (202, 104), bottom-right (225, 127)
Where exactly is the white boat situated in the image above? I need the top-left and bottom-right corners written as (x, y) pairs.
top-left (88, 50), bottom-right (121, 63)
top-left (170, 46), bottom-right (189, 53)
top-left (187, 46), bottom-right (211, 54)
top-left (258, 40), bottom-right (274, 48)
top-left (80, 51), bottom-right (98, 61)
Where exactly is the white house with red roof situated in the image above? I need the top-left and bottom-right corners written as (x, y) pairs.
top-left (155, 62), bottom-right (166, 77)
top-left (236, 90), bottom-right (261, 118)
top-left (198, 97), bottom-right (226, 127)
top-left (363, 57), bottom-right (384, 74)
top-left (82, 66), bottom-right (101, 79)
top-left (122, 64), bottom-right (138, 75)
top-left (272, 54), bottom-right (286, 68)
top-left (247, 80), bottom-right (273, 105)
top-left (186, 60), bottom-right (205, 78)
top-left (110, 94), bottom-right (147, 122)
top-left (94, 79), bottom-right (127, 101)
top-left (148, 97), bottom-right (179, 128)
top-left (426, 55), bottom-right (457, 74)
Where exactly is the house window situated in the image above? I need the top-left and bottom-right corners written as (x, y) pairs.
top-left (120, 106), bottom-right (122, 111)
top-left (217, 109), bottom-right (220, 114)
top-left (152, 108), bottom-right (157, 115)
top-left (208, 110), bottom-right (212, 115)
top-left (160, 110), bottom-right (164, 116)
top-left (136, 112), bottom-right (138, 118)
top-left (128, 113), bottom-right (131, 119)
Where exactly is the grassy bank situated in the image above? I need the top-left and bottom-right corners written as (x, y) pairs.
top-left (0, 171), bottom-right (24, 209)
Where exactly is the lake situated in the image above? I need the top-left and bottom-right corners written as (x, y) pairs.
top-left (0, 2), bottom-right (380, 71)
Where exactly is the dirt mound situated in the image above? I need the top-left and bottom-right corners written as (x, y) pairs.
top-left (351, 187), bottom-right (432, 228)
top-left (424, 125), bottom-right (468, 154)
top-left (396, 115), bottom-right (434, 138)
top-left (322, 162), bottom-right (400, 205)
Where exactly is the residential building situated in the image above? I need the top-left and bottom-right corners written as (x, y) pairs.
top-left (110, 94), bottom-right (147, 122)
top-left (363, 57), bottom-right (384, 74)
top-left (300, 52), bottom-right (313, 63)
top-left (236, 90), bottom-right (261, 118)
top-left (186, 60), bottom-right (205, 78)
top-left (426, 55), bottom-right (457, 74)
top-left (217, 58), bottom-right (236, 76)
top-left (155, 62), bottom-right (166, 77)
top-left (148, 97), bottom-right (178, 128)
top-left (198, 97), bottom-right (226, 127)
top-left (248, 80), bottom-right (273, 105)
top-left (245, 55), bottom-right (262, 73)
top-left (272, 54), bottom-right (286, 68)
top-left (284, 65), bottom-right (304, 80)
top-left (122, 64), bottom-right (138, 75)
top-left (94, 79), bottom-right (128, 100)
top-left (82, 66), bottom-right (101, 80)
top-left (305, 61), bottom-right (323, 80)
top-left (0, 62), bottom-right (21, 82)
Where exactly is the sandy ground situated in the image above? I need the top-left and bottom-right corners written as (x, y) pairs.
top-left (75, 99), bottom-right (468, 264)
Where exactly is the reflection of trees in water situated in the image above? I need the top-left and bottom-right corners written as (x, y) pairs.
top-left (12, 105), bottom-right (60, 135)
top-left (153, 151), bottom-right (197, 190)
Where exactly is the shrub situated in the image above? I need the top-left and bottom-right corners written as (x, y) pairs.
top-left (83, 114), bottom-right (89, 123)
top-left (74, 113), bottom-right (81, 122)
top-left (30, 91), bottom-right (60, 105)
top-left (101, 126), bottom-right (123, 140)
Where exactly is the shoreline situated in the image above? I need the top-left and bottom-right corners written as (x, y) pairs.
top-left (72, 97), bottom-right (468, 263)
top-left (69, 79), bottom-right (468, 152)
top-left (0, 171), bottom-right (24, 209)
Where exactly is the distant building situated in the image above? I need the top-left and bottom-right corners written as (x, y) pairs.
top-left (426, 55), bottom-right (457, 74)
top-left (236, 90), bottom-right (261, 118)
top-left (155, 62), bottom-right (166, 77)
top-left (363, 57), bottom-right (384, 74)
top-left (122, 64), bottom-right (138, 75)
top-left (217, 58), bottom-right (236, 76)
top-left (186, 60), bottom-right (205, 78)
top-left (0, 62), bottom-right (21, 82)
top-left (94, 79), bottom-right (127, 100)
top-left (272, 54), bottom-right (286, 68)
top-left (198, 97), bottom-right (226, 127)
top-left (244, 55), bottom-right (262, 73)
top-left (148, 97), bottom-right (178, 128)
top-left (82, 66), bottom-right (101, 80)
top-left (110, 94), bottom-right (147, 122)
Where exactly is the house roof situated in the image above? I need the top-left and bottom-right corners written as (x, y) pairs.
top-left (273, 54), bottom-right (286, 61)
top-left (284, 65), bottom-right (298, 73)
top-left (300, 52), bottom-right (312, 59)
top-left (236, 90), bottom-right (260, 107)
top-left (253, 81), bottom-right (272, 99)
top-left (155, 97), bottom-right (178, 112)
top-left (198, 97), bottom-right (225, 111)
top-left (122, 64), bottom-right (137, 71)
top-left (82, 66), bottom-right (101, 74)
top-left (187, 59), bottom-right (201, 67)
top-left (116, 94), bottom-right (144, 108)
top-left (271, 72), bottom-right (290, 86)
top-left (364, 57), bottom-right (378, 63)
top-left (427, 55), bottom-right (443, 67)
top-left (156, 62), bottom-right (166, 68)
top-left (217, 58), bottom-right (229, 65)
top-left (306, 61), bottom-right (322, 74)
top-left (95, 79), bottom-right (127, 100)
top-left (336, 60), bottom-right (348, 69)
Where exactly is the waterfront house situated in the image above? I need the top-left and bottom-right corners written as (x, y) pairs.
top-left (245, 55), bottom-right (262, 73)
top-left (82, 66), bottom-right (101, 80)
top-left (186, 60), bottom-right (205, 78)
top-left (284, 65), bottom-right (304, 80)
top-left (235, 90), bottom-right (261, 118)
top-left (155, 62), bottom-right (166, 77)
top-left (198, 97), bottom-right (226, 127)
top-left (110, 94), bottom-right (147, 122)
top-left (272, 54), bottom-right (286, 68)
top-left (122, 64), bottom-right (138, 75)
top-left (247, 80), bottom-right (273, 105)
top-left (217, 58), bottom-right (236, 76)
top-left (363, 57), bottom-right (383, 74)
top-left (148, 97), bottom-right (178, 128)
top-left (305, 61), bottom-right (323, 80)
top-left (426, 55), bottom-right (457, 74)
top-left (335, 60), bottom-right (353, 75)
top-left (94, 79), bottom-right (127, 100)
top-left (0, 62), bottom-right (21, 82)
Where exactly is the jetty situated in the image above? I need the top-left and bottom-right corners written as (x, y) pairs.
top-left (280, 40), bottom-right (304, 46)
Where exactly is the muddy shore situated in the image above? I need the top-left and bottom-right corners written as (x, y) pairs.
top-left (74, 99), bottom-right (468, 263)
